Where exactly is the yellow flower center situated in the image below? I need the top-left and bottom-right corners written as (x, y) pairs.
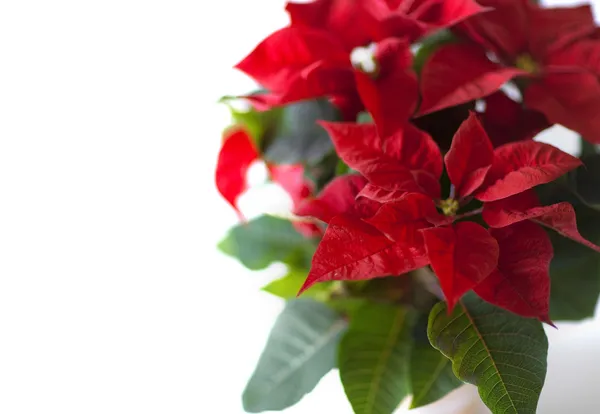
top-left (439, 198), bottom-right (460, 217)
top-left (515, 54), bottom-right (538, 73)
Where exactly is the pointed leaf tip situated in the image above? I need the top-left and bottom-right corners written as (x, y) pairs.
top-left (428, 294), bottom-right (548, 414)
top-left (422, 222), bottom-right (499, 312)
top-left (476, 141), bottom-right (582, 202)
top-left (445, 111), bottom-right (494, 197)
top-left (482, 192), bottom-right (600, 253)
top-left (305, 215), bottom-right (429, 289)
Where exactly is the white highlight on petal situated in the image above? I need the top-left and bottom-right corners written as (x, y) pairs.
top-left (350, 43), bottom-right (378, 74)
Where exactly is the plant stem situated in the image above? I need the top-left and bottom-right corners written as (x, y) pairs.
top-left (448, 184), bottom-right (456, 200)
top-left (455, 207), bottom-right (483, 220)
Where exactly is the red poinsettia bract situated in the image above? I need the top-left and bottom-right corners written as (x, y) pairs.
top-left (298, 113), bottom-right (599, 321)
top-left (478, 91), bottom-right (550, 147)
top-left (215, 128), bottom-right (260, 220)
top-left (235, 0), bottom-right (483, 134)
top-left (420, 0), bottom-right (600, 142)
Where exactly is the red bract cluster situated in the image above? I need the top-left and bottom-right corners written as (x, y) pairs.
top-left (216, 0), bottom-right (600, 322)
top-left (235, 0), bottom-right (482, 132)
top-left (421, 0), bottom-right (600, 141)
top-left (297, 112), bottom-right (600, 321)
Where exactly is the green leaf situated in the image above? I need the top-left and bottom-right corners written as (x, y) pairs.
top-left (409, 316), bottom-right (462, 408)
top-left (242, 299), bottom-right (347, 412)
top-left (218, 215), bottom-right (316, 271)
top-left (326, 297), bottom-right (366, 316)
top-left (262, 268), bottom-right (330, 300)
top-left (335, 159), bottom-right (350, 176)
top-left (219, 95), bottom-right (281, 148)
top-left (569, 154), bottom-right (600, 211)
top-left (356, 111), bottom-right (373, 124)
top-left (549, 229), bottom-right (600, 321)
top-left (358, 275), bottom-right (412, 303)
top-left (428, 293), bottom-right (548, 414)
top-left (263, 99), bottom-right (340, 165)
top-left (339, 303), bottom-right (416, 414)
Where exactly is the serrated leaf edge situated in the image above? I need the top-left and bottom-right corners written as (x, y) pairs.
top-left (430, 302), bottom-right (517, 413)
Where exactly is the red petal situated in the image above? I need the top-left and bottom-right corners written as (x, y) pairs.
top-left (483, 191), bottom-right (600, 253)
top-left (370, 14), bottom-right (427, 43)
top-left (359, 1), bottom-right (425, 41)
top-left (320, 121), bottom-right (441, 191)
top-left (286, 0), bottom-right (329, 27)
top-left (419, 42), bottom-right (525, 115)
top-left (294, 174), bottom-right (371, 223)
top-left (354, 38), bottom-right (418, 138)
top-left (358, 184), bottom-right (411, 203)
top-left (528, 4), bottom-right (596, 58)
top-left (215, 128), bottom-right (259, 220)
top-left (318, 122), bottom-right (380, 166)
top-left (365, 193), bottom-right (442, 242)
top-left (445, 112), bottom-right (494, 197)
top-left (460, 1), bottom-right (593, 61)
top-left (235, 27), bottom-right (348, 95)
top-left (412, 170), bottom-right (442, 199)
top-left (524, 73), bottom-right (600, 144)
top-left (480, 91), bottom-right (550, 147)
top-left (458, 0), bottom-right (528, 60)
top-left (284, 60), bottom-right (356, 103)
top-left (547, 34), bottom-right (600, 75)
top-left (421, 0), bottom-right (485, 29)
top-left (475, 141), bottom-right (582, 202)
top-left (482, 190), bottom-right (540, 227)
top-left (330, 91), bottom-right (365, 121)
top-left (422, 222), bottom-right (499, 311)
top-left (384, 123), bottom-right (443, 179)
top-left (474, 221), bottom-right (552, 321)
top-left (458, 1), bottom-right (594, 61)
top-left (299, 215), bottom-right (429, 293)
top-left (356, 170), bottom-right (442, 201)
top-left (319, 123), bottom-right (412, 188)
top-left (241, 63), bottom-right (357, 112)
top-left (286, 0), bottom-right (372, 51)
top-left (365, 0), bottom-right (485, 42)
top-left (532, 203), bottom-right (600, 253)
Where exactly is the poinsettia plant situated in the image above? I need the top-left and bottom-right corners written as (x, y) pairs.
top-left (216, 0), bottom-right (600, 412)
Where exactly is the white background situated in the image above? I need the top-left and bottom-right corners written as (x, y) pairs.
top-left (0, 1), bottom-right (599, 413)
